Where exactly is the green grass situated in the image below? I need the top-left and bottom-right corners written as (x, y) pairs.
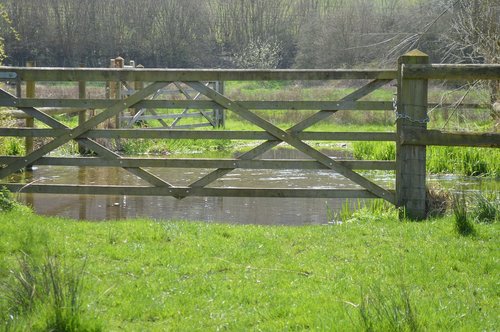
top-left (352, 141), bottom-right (500, 177)
top-left (1, 206), bottom-right (498, 331)
top-left (427, 146), bottom-right (500, 177)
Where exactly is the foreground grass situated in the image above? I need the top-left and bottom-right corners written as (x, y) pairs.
top-left (0, 208), bottom-right (498, 331)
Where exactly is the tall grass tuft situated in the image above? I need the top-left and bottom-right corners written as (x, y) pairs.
top-left (1, 251), bottom-right (99, 331)
top-left (354, 286), bottom-right (420, 332)
top-left (452, 193), bottom-right (475, 236)
top-left (470, 193), bottom-right (499, 224)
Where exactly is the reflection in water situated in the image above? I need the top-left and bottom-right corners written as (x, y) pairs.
top-left (10, 148), bottom-right (499, 225)
top-left (23, 193), bottom-right (351, 225)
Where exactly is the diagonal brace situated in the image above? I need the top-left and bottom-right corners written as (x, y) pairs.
top-left (186, 81), bottom-right (395, 203)
top-left (0, 82), bottom-right (168, 180)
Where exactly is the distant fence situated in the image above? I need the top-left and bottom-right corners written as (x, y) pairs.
top-left (0, 50), bottom-right (499, 220)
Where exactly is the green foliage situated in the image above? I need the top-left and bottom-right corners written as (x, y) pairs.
top-left (353, 142), bottom-right (396, 161)
top-left (452, 193), bottom-right (475, 236)
top-left (427, 146), bottom-right (499, 177)
top-left (353, 143), bottom-right (499, 177)
top-left (4, 138), bottom-right (23, 156)
top-left (470, 193), bottom-right (499, 224)
top-left (0, 3), bottom-right (18, 64)
top-left (0, 186), bottom-right (16, 212)
top-left (0, 4), bottom-right (7, 63)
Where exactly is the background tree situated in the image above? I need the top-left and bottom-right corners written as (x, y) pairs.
top-left (441, 0), bottom-right (499, 111)
top-left (1, 0), bottom-right (498, 69)
top-left (0, 2), bottom-right (17, 64)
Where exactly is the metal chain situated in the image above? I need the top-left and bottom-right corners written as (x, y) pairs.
top-left (392, 95), bottom-right (430, 124)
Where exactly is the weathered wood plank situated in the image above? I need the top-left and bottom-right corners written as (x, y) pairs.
top-left (0, 67), bottom-right (398, 82)
top-left (0, 90), bottom-right (173, 187)
top-left (0, 157), bottom-right (396, 171)
top-left (401, 129), bottom-right (500, 148)
top-left (403, 64), bottom-right (500, 80)
top-left (121, 112), bottom-right (212, 120)
top-left (3, 101), bottom-right (483, 119)
top-left (168, 123), bottom-right (214, 129)
top-left (2, 183), bottom-right (384, 199)
top-left (289, 79), bottom-right (392, 133)
top-left (396, 50), bottom-right (429, 220)
top-left (0, 128), bottom-right (397, 141)
top-left (186, 80), bottom-right (394, 190)
top-left (187, 82), bottom-right (395, 203)
top-left (121, 113), bottom-right (210, 120)
top-left (0, 82), bottom-right (168, 179)
top-left (0, 99), bottom-right (394, 111)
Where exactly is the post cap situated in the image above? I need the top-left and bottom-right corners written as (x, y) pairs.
top-left (403, 49), bottom-right (429, 57)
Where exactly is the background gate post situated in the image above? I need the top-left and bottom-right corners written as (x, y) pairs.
top-left (25, 61), bottom-right (36, 171)
top-left (396, 50), bottom-right (429, 220)
top-left (78, 64), bottom-right (88, 155)
top-left (215, 81), bottom-right (225, 127)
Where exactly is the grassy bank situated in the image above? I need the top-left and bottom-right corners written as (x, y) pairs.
top-left (1, 204), bottom-right (498, 331)
top-left (353, 142), bottom-right (500, 177)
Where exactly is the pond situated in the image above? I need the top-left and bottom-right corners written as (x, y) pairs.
top-left (10, 148), bottom-right (499, 225)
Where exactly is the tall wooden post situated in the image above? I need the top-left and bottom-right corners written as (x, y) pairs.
top-left (215, 81), bottom-right (225, 127)
top-left (78, 64), bottom-right (87, 155)
top-left (134, 64), bottom-right (145, 119)
top-left (25, 61), bottom-right (36, 171)
top-left (396, 50), bottom-right (429, 220)
top-left (114, 56), bottom-right (124, 129)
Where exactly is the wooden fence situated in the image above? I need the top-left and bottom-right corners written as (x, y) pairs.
top-left (0, 50), bottom-right (499, 220)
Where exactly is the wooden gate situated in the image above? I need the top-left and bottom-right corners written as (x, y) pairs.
top-left (1, 50), bottom-right (499, 219)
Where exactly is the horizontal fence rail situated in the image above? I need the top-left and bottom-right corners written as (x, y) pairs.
top-left (0, 67), bottom-right (398, 81)
top-left (0, 49), bottom-right (499, 220)
top-left (402, 64), bottom-right (500, 80)
top-left (0, 157), bottom-right (396, 171)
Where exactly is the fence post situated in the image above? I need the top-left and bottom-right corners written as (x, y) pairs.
top-left (134, 64), bottom-right (145, 119)
top-left (396, 50), bottom-right (429, 220)
top-left (114, 56), bottom-right (124, 129)
top-left (25, 61), bottom-right (36, 171)
top-left (215, 81), bottom-right (225, 127)
top-left (78, 64), bottom-right (87, 155)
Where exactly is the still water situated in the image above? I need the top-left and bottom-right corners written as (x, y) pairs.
top-left (11, 149), bottom-right (499, 225)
